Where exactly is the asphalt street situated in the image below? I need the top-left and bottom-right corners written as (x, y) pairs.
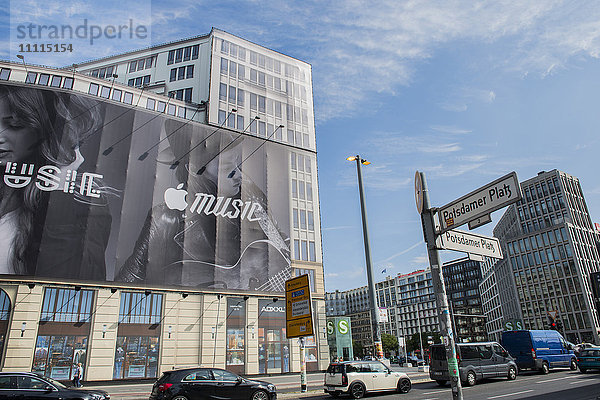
top-left (87, 368), bottom-right (600, 399)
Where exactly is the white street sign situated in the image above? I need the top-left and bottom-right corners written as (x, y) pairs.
top-left (437, 172), bottom-right (521, 233)
top-left (436, 229), bottom-right (504, 259)
top-left (378, 307), bottom-right (389, 323)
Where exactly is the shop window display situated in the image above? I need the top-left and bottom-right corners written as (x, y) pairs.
top-left (113, 336), bottom-right (160, 379)
top-left (32, 335), bottom-right (87, 380)
top-left (226, 297), bottom-right (246, 375)
top-left (0, 289), bottom-right (10, 360)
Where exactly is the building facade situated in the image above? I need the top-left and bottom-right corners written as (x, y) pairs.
top-left (0, 28), bottom-right (327, 382)
top-left (487, 170), bottom-right (600, 344)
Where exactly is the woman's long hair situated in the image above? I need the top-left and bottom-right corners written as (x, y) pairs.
top-left (0, 84), bottom-right (101, 274)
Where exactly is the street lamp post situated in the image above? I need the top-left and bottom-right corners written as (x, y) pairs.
top-left (346, 155), bottom-right (383, 359)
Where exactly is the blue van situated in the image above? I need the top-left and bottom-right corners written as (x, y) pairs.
top-left (501, 330), bottom-right (577, 374)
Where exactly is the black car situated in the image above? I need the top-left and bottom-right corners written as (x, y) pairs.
top-left (0, 372), bottom-right (110, 399)
top-left (149, 367), bottom-right (276, 400)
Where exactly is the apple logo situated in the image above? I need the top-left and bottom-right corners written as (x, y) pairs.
top-left (164, 183), bottom-right (188, 211)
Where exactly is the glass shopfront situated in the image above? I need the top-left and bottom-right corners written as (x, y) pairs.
top-left (0, 289), bottom-right (10, 361)
top-left (114, 336), bottom-right (159, 379)
top-left (114, 292), bottom-right (163, 379)
top-left (225, 298), bottom-right (246, 375)
top-left (258, 299), bottom-right (289, 374)
top-left (33, 288), bottom-right (93, 380)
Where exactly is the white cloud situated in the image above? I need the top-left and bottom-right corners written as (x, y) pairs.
top-left (430, 125), bottom-right (473, 135)
top-left (377, 241), bottom-right (424, 263)
top-left (411, 255), bottom-right (429, 265)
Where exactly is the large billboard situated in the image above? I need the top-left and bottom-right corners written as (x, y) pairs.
top-left (0, 82), bottom-right (294, 292)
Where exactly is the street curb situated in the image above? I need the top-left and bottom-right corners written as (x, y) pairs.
top-left (278, 377), bottom-right (432, 398)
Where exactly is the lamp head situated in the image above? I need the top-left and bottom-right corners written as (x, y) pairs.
top-left (346, 156), bottom-right (357, 161)
top-left (361, 160), bottom-right (371, 165)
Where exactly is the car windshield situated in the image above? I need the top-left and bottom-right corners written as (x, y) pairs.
top-left (40, 376), bottom-right (66, 389)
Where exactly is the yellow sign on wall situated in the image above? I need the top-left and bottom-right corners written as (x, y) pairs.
top-left (285, 274), bottom-right (314, 338)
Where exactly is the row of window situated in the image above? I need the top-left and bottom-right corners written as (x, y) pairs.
top-left (508, 227), bottom-right (568, 255)
top-left (167, 44), bottom-right (200, 65)
top-left (25, 71), bottom-right (74, 89)
top-left (128, 56), bottom-right (156, 73)
top-left (220, 57), bottom-right (309, 102)
top-left (89, 65), bottom-right (117, 79)
top-left (291, 152), bottom-right (312, 173)
top-left (293, 239), bottom-right (317, 262)
top-left (128, 75), bottom-right (151, 88)
top-left (291, 179), bottom-right (314, 201)
top-left (168, 88), bottom-right (193, 103)
top-left (170, 65), bottom-right (194, 82)
top-left (292, 208), bottom-right (315, 231)
top-left (220, 39), bottom-right (308, 82)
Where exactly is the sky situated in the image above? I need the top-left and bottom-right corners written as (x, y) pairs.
top-left (2, 1), bottom-right (600, 292)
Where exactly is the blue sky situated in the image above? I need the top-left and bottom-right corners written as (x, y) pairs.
top-left (2, 1), bottom-right (600, 291)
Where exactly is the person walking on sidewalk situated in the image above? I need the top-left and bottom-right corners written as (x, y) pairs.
top-left (73, 363), bottom-right (83, 387)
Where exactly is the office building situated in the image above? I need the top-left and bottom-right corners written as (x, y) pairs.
top-left (0, 27), bottom-right (326, 381)
top-left (487, 170), bottom-right (600, 343)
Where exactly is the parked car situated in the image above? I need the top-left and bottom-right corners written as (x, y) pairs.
top-left (324, 360), bottom-right (411, 399)
top-left (577, 347), bottom-right (600, 373)
top-left (501, 330), bottom-right (577, 374)
top-left (429, 342), bottom-right (518, 387)
top-left (407, 355), bottom-right (425, 367)
top-left (0, 372), bottom-right (110, 399)
top-left (574, 342), bottom-right (596, 356)
top-left (149, 367), bottom-right (276, 400)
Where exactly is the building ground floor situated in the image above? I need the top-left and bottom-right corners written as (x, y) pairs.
top-left (0, 282), bottom-right (329, 382)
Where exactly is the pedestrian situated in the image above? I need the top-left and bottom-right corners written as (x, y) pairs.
top-left (73, 363), bottom-right (83, 387)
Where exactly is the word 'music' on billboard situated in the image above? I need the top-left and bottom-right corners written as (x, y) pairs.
top-left (0, 83), bottom-right (295, 292)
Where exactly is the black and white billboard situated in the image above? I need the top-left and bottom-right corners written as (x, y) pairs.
top-left (0, 82), bottom-right (293, 292)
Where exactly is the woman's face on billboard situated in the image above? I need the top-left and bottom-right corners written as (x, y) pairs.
top-left (0, 99), bottom-right (38, 163)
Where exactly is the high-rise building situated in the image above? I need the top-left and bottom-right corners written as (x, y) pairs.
top-left (484, 170), bottom-right (600, 343)
top-left (0, 27), bottom-right (325, 381)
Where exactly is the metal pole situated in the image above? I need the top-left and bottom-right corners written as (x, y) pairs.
top-left (418, 171), bottom-right (463, 399)
top-left (354, 156), bottom-right (383, 359)
top-left (299, 337), bottom-right (307, 392)
top-left (417, 309), bottom-right (424, 364)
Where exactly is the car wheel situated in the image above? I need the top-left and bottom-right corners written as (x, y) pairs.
top-left (251, 390), bottom-right (269, 400)
top-left (435, 380), bottom-right (447, 386)
top-left (397, 378), bottom-right (411, 393)
top-left (540, 361), bottom-right (549, 375)
top-left (465, 371), bottom-right (477, 386)
top-left (507, 366), bottom-right (517, 381)
top-left (171, 396), bottom-right (189, 400)
top-left (579, 367), bottom-right (587, 374)
top-left (349, 382), bottom-right (366, 399)
top-left (570, 359), bottom-right (577, 370)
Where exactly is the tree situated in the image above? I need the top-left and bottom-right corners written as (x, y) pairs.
top-left (353, 340), bottom-right (364, 359)
top-left (406, 331), bottom-right (441, 355)
top-left (382, 333), bottom-right (399, 355)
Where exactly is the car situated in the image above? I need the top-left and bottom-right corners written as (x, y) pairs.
top-left (574, 342), bottom-right (596, 356)
top-left (501, 330), bottom-right (577, 374)
top-left (0, 372), bottom-right (110, 399)
top-left (407, 356), bottom-right (425, 367)
top-left (324, 360), bottom-right (411, 399)
top-left (149, 367), bottom-right (276, 400)
top-left (577, 347), bottom-right (600, 373)
top-left (429, 342), bottom-right (518, 387)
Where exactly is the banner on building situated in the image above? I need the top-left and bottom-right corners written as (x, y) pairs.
top-left (0, 83), bottom-right (299, 292)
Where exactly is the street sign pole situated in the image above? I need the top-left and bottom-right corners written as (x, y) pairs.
top-left (417, 171), bottom-right (463, 400)
top-left (299, 337), bottom-right (307, 392)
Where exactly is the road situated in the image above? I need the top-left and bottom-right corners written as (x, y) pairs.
top-left (89, 368), bottom-right (600, 399)
top-left (299, 369), bottom-right (600, 400)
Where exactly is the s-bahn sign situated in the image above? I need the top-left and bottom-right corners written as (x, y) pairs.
top-left (437, 172), bottom-right (521, 233)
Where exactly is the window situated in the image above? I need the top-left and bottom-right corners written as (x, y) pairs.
top-left (38, 74), bottom-right (50, 85)
top-left (184, 88), bottom-right (193, 103)
top-left (293, 209), bottom-right (299, 228)
top-left (250, 93), bottom-right (257, 111)
top-left (63, 77), bottom-right (73, 89)
top-left (218, 110), bottom-right (227, 125)
top-left (183, 46), bottom-right (191, 61)
top-left (301, 240), bottom-right (308, 261)
top-left (237, 89), bottom-right (245, 106)
top-left (50, 76), bottom-right (62, 87)
top-left (26, 71), bottom-right (37, 84)
top-left (184, 369), bottom-right (212, 381)
top-left (236, 115), bottom-right (244, 130)
top-left (308, 211), bottom-right (314, 231)
top-left (156, 101), bottom-right (166, 113)
top-left (220, 83), bottom-right (227, 100)
top-left (170, 68), bottom-right (177, 82)
top-left (192, 45), bottom-right (199, 59)
top-left (88, 83), bottom-right (99, 96)
top-left (167, 50), bottom-right (175, 65)
top-left (0, 68), bottom-right (11, 80)
top-left (221, 58), bottom-right (228, 74)
top-left (228, 85), bottom-right (236, 103)
top-left (177, 66), bottom-right (185, 80)
top-left (298, 181), bottom-right (305, 199)
top-left (111, 89), bottom-right (122, 102)
top-left (292, 180), bottom-right (297, 198)
top-left (100, 86), bottom-right (110, 99)
top-left (309, 241), bottom-right (316, 262)
top-left (294, 239), bottom-right (300, 260)
top-left (123, 92), bottom-right (134, 105)
top-left (238, 64), bottom-right (245, 80)
top-left (146, 98), bottom-right (156, 110)
top-left (300, 210), bottom-right (307, 229)
top-left (175, 48), bottom-right (183, 63)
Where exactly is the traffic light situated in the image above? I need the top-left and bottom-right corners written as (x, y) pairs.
top-left (548, 315), bottom-right (557, 330)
